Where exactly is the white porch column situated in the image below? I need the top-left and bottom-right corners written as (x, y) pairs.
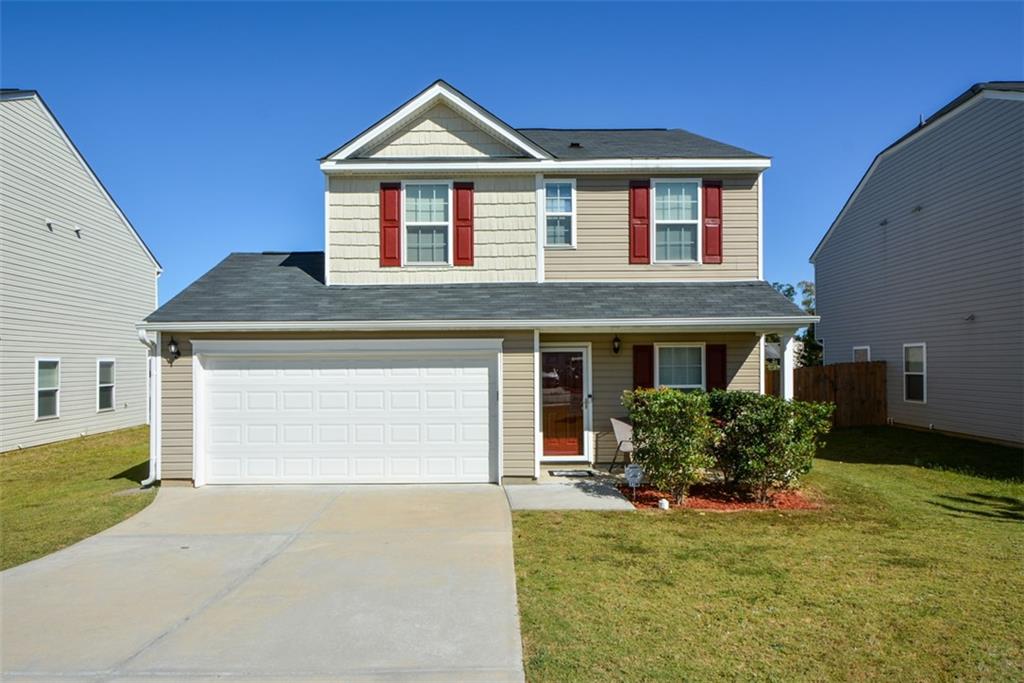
top-left (780, 333), bottom-right (795, 400)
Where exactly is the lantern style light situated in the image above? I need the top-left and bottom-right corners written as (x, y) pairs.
top-left (168, 338), bottom-right (181, 363)
top-left (612, 335), bottom-right (622, 355)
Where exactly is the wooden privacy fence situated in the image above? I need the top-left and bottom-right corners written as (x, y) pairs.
top-left (794, 361), bottom-right (887, 427)
top-left (764, 368), bottom-right (780, 396)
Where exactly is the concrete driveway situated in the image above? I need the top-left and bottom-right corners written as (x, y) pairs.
top-left (1, 485), bottom-right (524, 682)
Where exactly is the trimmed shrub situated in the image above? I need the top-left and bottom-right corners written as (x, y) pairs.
top-left (622, 388), bottom-right (715, 503)
top-left (709, 390), bottom-right (834, 501)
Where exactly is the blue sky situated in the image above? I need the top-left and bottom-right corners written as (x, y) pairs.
top-left (3, 2), bottom-right (1021, 305)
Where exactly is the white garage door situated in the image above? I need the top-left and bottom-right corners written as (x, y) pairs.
top-left (196, 346), bottom-right (498, 484)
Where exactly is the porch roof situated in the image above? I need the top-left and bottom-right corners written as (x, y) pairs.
top-left (143, 252), bottom-right (813, 330)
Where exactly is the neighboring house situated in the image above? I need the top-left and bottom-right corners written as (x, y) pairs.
top-left (139, 80), bottom-right (813, 486)
top-left (811, 81), bottom-right (1023, 446)
top-left (0, 89), bottom-right (161, 451)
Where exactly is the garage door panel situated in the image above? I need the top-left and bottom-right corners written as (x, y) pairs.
top-left (201, 352), bottom-right (497, 484)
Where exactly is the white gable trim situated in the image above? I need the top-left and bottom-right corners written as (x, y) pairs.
top-left (327, 81), bottom-right (550, 161)
top-left (809, 89), bottom-right (1022, 264)
top-left (1, 90), bottom-right (162, 273)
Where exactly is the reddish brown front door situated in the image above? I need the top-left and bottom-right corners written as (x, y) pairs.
top-left (541, 349), bottom-right (585, 457)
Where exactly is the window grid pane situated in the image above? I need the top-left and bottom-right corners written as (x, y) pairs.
top-left (99, 361), bottom-right (114, 386)
top-left (37, 360), bottom-right (59, 390)
top-left (37, 390), bottom-right (58, 418)
top-left (659, 347), bottom-right (703, 387)
top-left (655, 224), bottom-right (697, 262)
top-left (904, 346), bottom-right (925, 373)
top-left (655, 182), bottom-right (698, 222)
top-left (905, 375), bottom-right (925, 402)
top-left (99, 385), bottom-right (114, 411)
top-left (406, 226), bottom-right (448, 263)
top-left (406, 184), bottom-right (448, 223)
top-left (546, 216), bottom-right (572, 246)
top-left (545, 183), bottom-right (573, 214)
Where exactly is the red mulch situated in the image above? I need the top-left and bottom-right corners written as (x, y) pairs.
top-left (616, 482), bottom-right (820, 511)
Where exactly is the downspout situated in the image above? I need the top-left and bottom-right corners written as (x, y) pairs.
top-left (137, 328), bottom-right (160, 488)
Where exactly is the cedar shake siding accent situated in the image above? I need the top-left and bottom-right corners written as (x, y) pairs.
top-left (0, 94), bottom-right (157, 451)
top-left (541, 332), bottom-right (760, 464)
top-left (159, 331), bottom-right (536, 481)
top-left (327, 176), bottom-right (536, 285)
top-left (357, 102), bottom-right (522, 158)
top-left (544, 174), bottom-right (760, 281)
top-left (814, 95), bottom-right (1023, 445)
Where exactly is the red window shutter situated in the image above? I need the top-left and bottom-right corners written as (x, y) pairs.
top-left (633, 344), bottom-right (654, 389)
top-left (706, 344), bottom-right (728, 390)
top-left (702, 181), bottom-right (723, 264)
top-left (453, 182), bottom-right (474, 266)
top-left (379, 183), bottom-right (401, 267)
top-left (629, 180), bottom-right (651, 264)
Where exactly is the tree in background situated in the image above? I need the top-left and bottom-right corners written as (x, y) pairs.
top-left (770, 280), bottom-right (823, 367)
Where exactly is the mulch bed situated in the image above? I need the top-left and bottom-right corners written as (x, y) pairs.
top-left (616, 482), bottom-right (820, 511)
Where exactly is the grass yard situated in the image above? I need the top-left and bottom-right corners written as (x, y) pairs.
top-left (514, 427), bottom-right (1024, 682)
top-left (0, 426), bottom-right (155, 570)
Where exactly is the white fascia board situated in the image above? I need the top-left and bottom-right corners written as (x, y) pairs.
top-left (809, 90), bottom-right (1021, 264)
top-left (141, 315), bottom-right (817, 333)
top-left (327, 82), bottom-right (549, 161)
top-left (191, 338), bottom-right (503, 355)
top-left (321, 157), bottom-right (772, 174)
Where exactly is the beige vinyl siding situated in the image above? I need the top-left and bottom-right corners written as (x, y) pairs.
top-left (814, 95), bottom-right (1023, 445)
top-left (358, 103), bottom-right (521, 159)
top-left (541, 332), bottom-right (760, 464)
top-left (543, 174), bottom-right (760, 280)
top-left (0, 95), bottom-right (157, 451)
top-left (158, 331), bottom-right (536, 481)
top-left (327, 175), bottom-right (536, 284)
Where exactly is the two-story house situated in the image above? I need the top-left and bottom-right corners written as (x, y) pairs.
top-left (140, 81), bottom-right (813, 485)
top-left (811, 82), bottom-right (1023, 447)
top-left (1, 89), bottom-right (161, 453)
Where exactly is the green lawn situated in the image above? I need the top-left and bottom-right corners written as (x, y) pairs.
top-left (0, 426), bottom-right (155, 570)
top-left (514, 427), bottom-right (1024, 682)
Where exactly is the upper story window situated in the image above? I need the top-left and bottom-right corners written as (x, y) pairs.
top-left (545, 180), bottom-right (575, 247)
top-left (36, 358), bottom-right (60, 420)
top-left (903, 343), bottom-right (926, 403)
top-left (404, 183), bottom-right (451, 265)
top-left (655, 344), bottom-right (705, 391)
top-left (97, 359), bottom-right (116, 411)
top-left (652, 179), bottom-right (701, 263)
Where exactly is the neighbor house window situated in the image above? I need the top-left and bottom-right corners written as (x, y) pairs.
top-left (656, 344), bottom-right (705, 391)
top-left (404, 183), bottom-right (450, 264)
top-left (544, 180), bottom-right (575, 247)
top-left (653, 179), bottom-right (700, 263)
top-left (97, 359), bottom-right (115, 411)
top-left (903, 343), bottom-right (926, 403)
top-left (36, 358), bottom-right (60, 419)
top-left (853, 346), bottom-right (871, 362)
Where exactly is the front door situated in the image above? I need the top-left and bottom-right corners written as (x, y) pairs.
top-left (541, 347), bottom-right (589, 458)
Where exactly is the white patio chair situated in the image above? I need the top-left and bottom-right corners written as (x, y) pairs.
top-left (609, 417), bottom-right (634, 472)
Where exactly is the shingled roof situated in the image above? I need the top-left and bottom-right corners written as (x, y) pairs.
top-left (517, 128), bottom-right (764, 160)
top-left (145, 252), bottom-right (809, 326)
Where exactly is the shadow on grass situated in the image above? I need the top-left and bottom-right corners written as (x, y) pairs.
top-left (817, 427), bottom-right (1024, 481)
top-left (929, 493), bottom-right (1024, 523)
top-left (110, 460), bottom-right (149, 485)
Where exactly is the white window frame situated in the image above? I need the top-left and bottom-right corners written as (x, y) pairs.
top-left (401, 180), bottom-right (453, 267)
top-left (97, 357), bottom-right (116, 412)
top-left (651, 177), bottom-right (703, 264)
top-left (654, 343), bottom-right (706, 391)
top-left (543, 179), bottom-right (576, 248)
top-left (35, 357), bottom-right (60, 421)
top-left (852, 346), bottom-right (871, 362)
top-left (902, 343), bottom-right (927, 404)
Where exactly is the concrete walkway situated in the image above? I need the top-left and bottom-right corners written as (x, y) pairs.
top-left (504, 477), bottom-right (635, 511)
top-left (1, 485), bottom-right (524, 682)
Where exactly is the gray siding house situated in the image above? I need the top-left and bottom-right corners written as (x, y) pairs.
top-left (811, 82), bottom-right (1023, 446)
top-left (0, 89), bottom-right (161, 452)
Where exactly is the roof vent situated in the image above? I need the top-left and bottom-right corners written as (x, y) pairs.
top-left (568, 141), bottom-right (582, 148)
